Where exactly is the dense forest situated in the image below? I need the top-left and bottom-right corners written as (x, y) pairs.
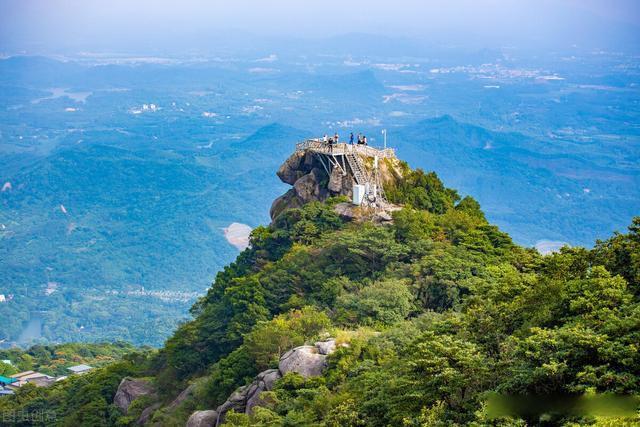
top-left (1, 165), bottom-right (638, 426)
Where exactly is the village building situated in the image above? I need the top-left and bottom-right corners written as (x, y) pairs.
top-left (67, 364), bottom-right (93, 375)
top-left (6, 371), bottom-right (55, 389)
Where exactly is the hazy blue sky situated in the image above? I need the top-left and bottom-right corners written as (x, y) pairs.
top-left (1, 0), bottom-right (638, 53)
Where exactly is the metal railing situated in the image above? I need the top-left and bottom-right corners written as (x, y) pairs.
top-left (295, 139), bottom-right (395, 159)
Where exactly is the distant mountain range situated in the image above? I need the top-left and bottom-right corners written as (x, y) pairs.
top-left (1, 53), bottom-right (638, 346)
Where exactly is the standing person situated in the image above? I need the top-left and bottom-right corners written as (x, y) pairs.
top-left (357, 133), bottom-right (362, 144)
top-left (323, 134), bottom-right (328, 144)
top-left (363, 135), bottom-right (367, 145)
top-left (349, 132), bottom-right (354, 144)
top-left (334, 133), bottom-right (339, 144)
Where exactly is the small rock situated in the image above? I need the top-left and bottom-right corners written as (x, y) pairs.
top-left (315, 339), bottom-right (337, 355)
top-left (186, 410), bottom-right (218, 427)
top-left (278, 345), bottom-right (327, 378)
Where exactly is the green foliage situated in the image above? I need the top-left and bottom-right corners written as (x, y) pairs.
top-left (335, 279), bottom-right (414, 326)
top-left (2, 168), bottom-right (639, 426)
top-left (385, 168), bottom-right (459, 214)
top-left (591, 216), bottom-right (640, 296)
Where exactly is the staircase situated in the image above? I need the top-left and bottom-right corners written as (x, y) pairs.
top-left (345, 152), bottom-right (369, 185)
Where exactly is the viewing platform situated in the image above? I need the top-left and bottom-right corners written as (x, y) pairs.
top-left (295, 139), bottom-right (396, 159)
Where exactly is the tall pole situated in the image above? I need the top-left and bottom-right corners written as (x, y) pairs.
top-left (382, 129), bottom-right (387, 149)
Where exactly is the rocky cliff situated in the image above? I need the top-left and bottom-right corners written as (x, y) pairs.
top-left (270, 149), bottom-right (404, 221)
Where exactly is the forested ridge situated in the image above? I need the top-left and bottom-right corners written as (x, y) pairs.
top-left (1, 165), bottom-right (638, 426)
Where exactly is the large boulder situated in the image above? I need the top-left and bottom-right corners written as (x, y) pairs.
top-left (278, 345), bottom-right (327, 378)
top-left (213, 339), bottom-right (339, 424)
top-left (114, 378), bottom-right (155, 413)
top-left (186, 410), bottom-right (218, 427)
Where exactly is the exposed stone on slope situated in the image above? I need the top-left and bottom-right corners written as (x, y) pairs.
top-left (114, 378), bottom-right (155, 413)
top-left (186, 410), bottom-right (218, 427)
top-left (245, 369), bottom-right (282, 414)
top-left (211, 340), bottom-right (338, 424)
top-left (278, 345), bottom-right (327, 378)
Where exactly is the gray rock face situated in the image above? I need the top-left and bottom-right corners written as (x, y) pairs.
top-left (186, 410), bottom-right (218, 427)
top-left (114, 378), bottom-right (155, 413)
top-left (277, 151), bottom-right (307, 185)
top-left (293, 169), bottom-right (322, 203)
top-left (278, 345), bottom-right (327, 378)
top-left (328, 167), bottom-right (345, 193)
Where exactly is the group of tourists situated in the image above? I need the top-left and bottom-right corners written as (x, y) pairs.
top-left (322, 132), bottom-right (368, 147)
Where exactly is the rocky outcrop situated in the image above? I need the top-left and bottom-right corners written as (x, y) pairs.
top-left (278, 345), bottom-right (327, 377)
top-left (271, 151), bottom-right (355, 221)
top-left (114, 378), bottom-right (155, 413)
top-left (204, 339), bottom-right (338, 425)
top-left (276, 151), bottom-right (309, 185)
top-left (271, 149), bottom-right (402, 221)
top-left (186, 410), bottom-right (218, 427)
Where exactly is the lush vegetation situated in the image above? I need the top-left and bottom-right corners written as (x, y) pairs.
top-left (1, 170), bottom-right (638, 426)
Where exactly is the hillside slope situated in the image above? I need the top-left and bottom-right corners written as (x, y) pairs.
top-left (0, 150), bottom-right (638, 426)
